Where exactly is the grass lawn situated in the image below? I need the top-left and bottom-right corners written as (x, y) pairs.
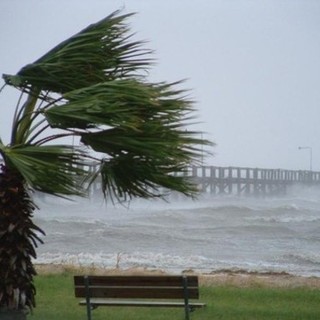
top-left (28, 272), bottom-right (320, 320)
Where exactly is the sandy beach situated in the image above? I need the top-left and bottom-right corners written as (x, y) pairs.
top-left (35, 264), bottom-right (320, 289)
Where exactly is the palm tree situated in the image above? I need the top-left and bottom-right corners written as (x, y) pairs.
top-left (0, 11), bottom-right (211, 317)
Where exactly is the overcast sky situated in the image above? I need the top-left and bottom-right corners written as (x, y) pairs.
top-left (1, 0), bottom-right (319, 170)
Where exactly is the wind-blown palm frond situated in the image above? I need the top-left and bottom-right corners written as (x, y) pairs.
top-left (44, 80), bottom-right (192, 129)
top-left (99, 154), bottom-right (197, 201)
top-left (44, 80), bottom-right (159, 130)
top-left (3, 11), bottom-right (151, 96)
top-left (1, 145), bottom-right (89, 196)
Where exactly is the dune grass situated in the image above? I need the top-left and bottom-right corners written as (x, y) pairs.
top-left (28, 272), bottom-right (320, 320)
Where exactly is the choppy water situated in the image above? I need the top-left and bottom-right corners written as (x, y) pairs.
top-left (33, 186), bottom-right (320, 277)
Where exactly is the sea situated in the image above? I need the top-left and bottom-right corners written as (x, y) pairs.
top-left (33, 186), bottom-right (320, 277)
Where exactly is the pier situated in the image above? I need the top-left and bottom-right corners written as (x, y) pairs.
top-left (183, 166), bottom-right (320, 196)
top-left (2, 159), bottom-right (319, 196)
top-left (85, 165), bottom-right (320, 197)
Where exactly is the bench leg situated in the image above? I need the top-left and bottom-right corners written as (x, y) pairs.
top-left (182, 276), bottom-right (190, 320)
top-left (84, 276), bottom-right (92, 320)
top-left (86, 305), bottom-right (92, 320)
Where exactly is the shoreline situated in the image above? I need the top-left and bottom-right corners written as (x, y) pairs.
top-left (34, 264), bottom-right (320, 289)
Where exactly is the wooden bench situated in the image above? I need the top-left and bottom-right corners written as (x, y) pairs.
top-left (74, 275), bottom-right (205, 320)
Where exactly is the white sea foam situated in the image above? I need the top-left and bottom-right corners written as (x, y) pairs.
top-left (33, 189), bottom-right (320, 276)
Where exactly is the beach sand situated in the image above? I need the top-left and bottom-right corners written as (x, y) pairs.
top-left (35, 264), bottom-right (320, 289)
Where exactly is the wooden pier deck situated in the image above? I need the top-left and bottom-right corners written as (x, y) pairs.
top-left (85, 165), bottom-right (320, 197)
top-left (183, 166), bottom-right (320, 196)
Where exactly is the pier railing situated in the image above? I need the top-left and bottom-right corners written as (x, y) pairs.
top-left (80, 164), bottom-right (320, 197)
top-left (182, 166), bottom-right (320, 196)
top-left (74, 163), bottom-right (320, 196)
top-left (3, 158), bottom-right (316, 197)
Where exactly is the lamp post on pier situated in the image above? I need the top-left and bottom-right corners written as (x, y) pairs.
top-left (298, 146), bottom-right (313, 171)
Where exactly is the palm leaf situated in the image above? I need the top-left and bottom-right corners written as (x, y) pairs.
top-left (3, 11), bottom-right (152, 95)
top-left (82, 124), bottom-right (205, 199)
top-left (44, 80), bottom-right (192, 131)
top-left (44, 80), bottom-right (156, 130)
top-left (2, 145), bottom-right (90, 196)
top-left (98, 154), bottom-right (197, 201)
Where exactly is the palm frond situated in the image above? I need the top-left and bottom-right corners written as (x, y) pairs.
top-left (3, 11), bottom-right (152, 95)
top-left (98, 154), bottom-right (198, 201)
top-left (2, 145), bottom-right (90, 196)
top-left (81, 124), bottom-right (208, 200)
top-left (11, 89), bottom-right (40, 144)
top-left (44, 80), bottom-right (190, 130)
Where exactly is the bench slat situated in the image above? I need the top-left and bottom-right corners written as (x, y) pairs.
top-left (74, 275), bottom-right (198, 287)
top-left (75, 286), bottom-right (199, 299)
top-left (79, 299), bottom-right (206, 308)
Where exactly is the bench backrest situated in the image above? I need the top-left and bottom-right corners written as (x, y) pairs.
top-left (74, 275), bottom-right (199, 300)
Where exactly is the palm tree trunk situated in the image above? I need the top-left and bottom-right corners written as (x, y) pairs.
top-left (0, 164), bottom-right (44, 315)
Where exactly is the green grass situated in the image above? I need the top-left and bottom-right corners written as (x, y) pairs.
top-left (28, 273), bottom-right (320, 320)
